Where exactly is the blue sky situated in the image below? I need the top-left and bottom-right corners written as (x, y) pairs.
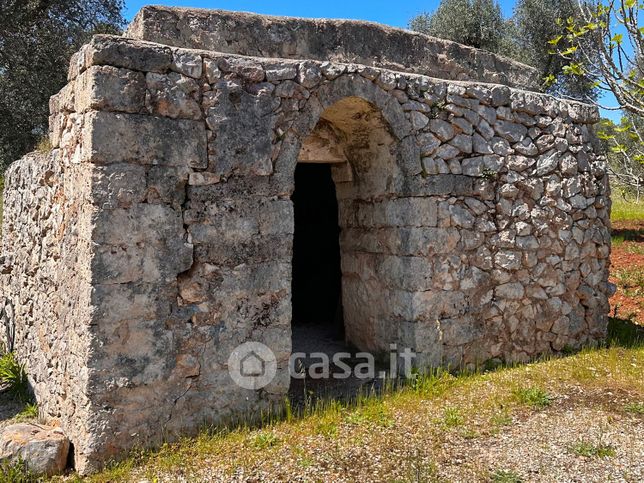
top-left (123, 0), bottom-right (519, 26)
top-left (123, 1), bottom-right (620, 120)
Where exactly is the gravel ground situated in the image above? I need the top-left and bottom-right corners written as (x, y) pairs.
top-left (437, 405), bottom-right (644, 482)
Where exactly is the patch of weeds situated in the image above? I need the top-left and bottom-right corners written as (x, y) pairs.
top-left (624, 402), bottom-right (644, 414)
top-left (491, 469), bottom-right (522, 483)
top-left (513, 387), bottom-right (553, 409)
top-left (345, 404), bottom-right (394, 428)
top-left (0, 353), bottom-right (30, 402)
top-left (441, 407), bottom-right (464, 428)
top-left (626, 243), bottom-right (644, 255)
top-left (491, 410), bottom-right (513, 428)
top-left (409, 367), bottom-right (453, 398)
top-left (0, 458), bottom-right (36, 483)
top-left (613, 266), bottom-right (644, 297)
top-left (569, 440), bottom-right (616, 458)
top-left (481, 168), bottom-right (498, 180)
top-left (461, 428), bottom-right (480, 439)
top-left (611, 196), bottom-right (644, 222)
top-left (403, 450), bottom-right (439, 482)
top-left (315, 420), bottom-right (338, 438)
top-left (253, 431), bottom-right (279, 449)
top-left (35, 137), bottom-right (53, 154)
top-left (14, 403), bottom-right (38, 422)
top-left (429, 101), bottom-right (447, 119)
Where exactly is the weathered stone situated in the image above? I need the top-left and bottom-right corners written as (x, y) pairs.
top-left (265, 64), bottom-right (298, 81)
top-left (84, 111), bottom-right (207, 167)
top-left (429, 119), bottom-right (455, 141)
top-left (535, 152), bottom-right (559, 176)
top-left (0, 424), bottom-right (70, 476)
top-left (146, 72), bottom-right (201, 120)
top-left (495, 282), bottom-right (525, 299)
top-left (172, 51), bottom-right (203, 78)
top-left (75, 66), bottom-right (145, 113)
top-left (494, 120), bottom-right (527, 143)
top-left (219, 57), bottom-right (265, 81)
top-left (410, 111), bottom-right (430, 130)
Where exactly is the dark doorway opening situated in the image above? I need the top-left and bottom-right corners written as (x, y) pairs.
top-left (291, 163), bottom-right (343, 333)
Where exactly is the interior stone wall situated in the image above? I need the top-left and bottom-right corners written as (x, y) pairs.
top-left (0, 26), bottom-right (611, 473)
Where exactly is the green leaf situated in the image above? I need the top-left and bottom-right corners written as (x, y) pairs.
top-left (548, 35), bottom-right (564, 45)
top-left (612, 33), bottom-right (624, 44)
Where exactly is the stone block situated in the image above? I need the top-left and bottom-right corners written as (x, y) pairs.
top-left (75, 66), bottom-right (145, 113)
top-left (83, 111), bottom-right (207, 168)
top-left (0, 424), bottom-right (70, 476)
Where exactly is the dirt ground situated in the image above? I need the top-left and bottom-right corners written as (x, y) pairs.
top-left (609, 220), bottom-right (644, 325)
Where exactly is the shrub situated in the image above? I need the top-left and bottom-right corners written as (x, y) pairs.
top-left (513, 387), bottom-right (553, 408)
top-left (0, 352), bottom-right (29, 402)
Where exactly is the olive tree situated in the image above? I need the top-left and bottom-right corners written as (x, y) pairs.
top-left (0, 0), bottom-right (125, 171)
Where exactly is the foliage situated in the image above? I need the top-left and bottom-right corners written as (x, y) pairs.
top-left (550, 0), bottom-right (644, 114)
top-left (549, 0), bottom-right (644, 200)
top-left (491, 469), bottom-right (523, 483)
top-left (0, 458), bottom-right (36, 483)
top-left (0, 0), bottom-right (125, 172)
top-left (409, 0), bottom-right (508, 52)
top-left (611, 191), bottom-right (644, 220)
top-left (410, 0), bottom-right (598, 99)
top-left (624, 401), bottom-right (644, 413)
top-left (0, 352), bottom-right (29, 402)
top-left (569, 439), bottom-right (616, 457)
top-left (597, 117), bottom-right (644, 200)
top-left (513, 0), bottom-right (598, 99)
top-left (15, 402), bottom-right (39, 422)
top-left (512, 387), bottom-right (553, 408)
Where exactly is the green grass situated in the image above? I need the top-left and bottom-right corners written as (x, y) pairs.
top-left (491, 469), bottom-right (523, 483)
top-left (253, 431), bottom-right (280, 449)
top-left (624, 402), bottom-right (644, 414)
top-left (0, 352), bottom-right (30, 402)
top-left (441, 406), bottom-right (464, 427)
top-left (569, 440), bottom-right (616, 458)
top-left (512, 387), bottom-right (553, 408)
top-left (15, 403), bottom-right (38, 422)
top-left (0, 458), bottom-right (36, 483)
top-left (81, 333), bottom-right (643, 482)
top-left (611, 196), bottom-right (644, 222)
top-left (613, 266), bottom-right (644, 297)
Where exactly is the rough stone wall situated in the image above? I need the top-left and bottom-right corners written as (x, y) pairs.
top-left (0, 150), bottom-right (95, 466)
top-left (0, 27), bottom-right (611, 473)
top-left (125, 6), bottom-right (541, 90)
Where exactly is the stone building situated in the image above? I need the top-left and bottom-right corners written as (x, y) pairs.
top-left (0, 6), bottom-right (611, 473)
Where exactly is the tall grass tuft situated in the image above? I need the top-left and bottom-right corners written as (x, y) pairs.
top-left (0, 352), bottom-right (30, 402)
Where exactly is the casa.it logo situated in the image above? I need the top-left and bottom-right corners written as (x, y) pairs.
top-left (227, 341), bottom-right (278, 390)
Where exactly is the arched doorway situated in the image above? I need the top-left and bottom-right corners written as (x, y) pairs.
top-left (289, 96), bottom-right (398, 399)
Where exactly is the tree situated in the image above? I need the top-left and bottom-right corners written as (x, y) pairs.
top-left (409, 0), bottom-right (598, 99)
top-left (0, 0), bottom-right (125, 171)
top-left (598, 116), bottom-right (644, 200)
top-left (409, 0), bottom-right (508, 53)
top-left (512, 0), bottom-right (598, 100)
top-left (550, 0), bottom-right (644, 114)
top-left (549, 0), bottom-right (644, 199)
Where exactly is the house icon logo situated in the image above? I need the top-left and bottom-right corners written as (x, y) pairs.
top-left (228, 341), bottom-right (277, 390)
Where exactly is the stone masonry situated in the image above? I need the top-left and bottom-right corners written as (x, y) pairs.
top-left (0, 6), bottom-right (611, 474)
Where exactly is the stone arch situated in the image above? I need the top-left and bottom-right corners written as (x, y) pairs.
top-left (285, 76), bottom-right (412, 354)
top-left (274, 74), bottom-right (412, 190)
